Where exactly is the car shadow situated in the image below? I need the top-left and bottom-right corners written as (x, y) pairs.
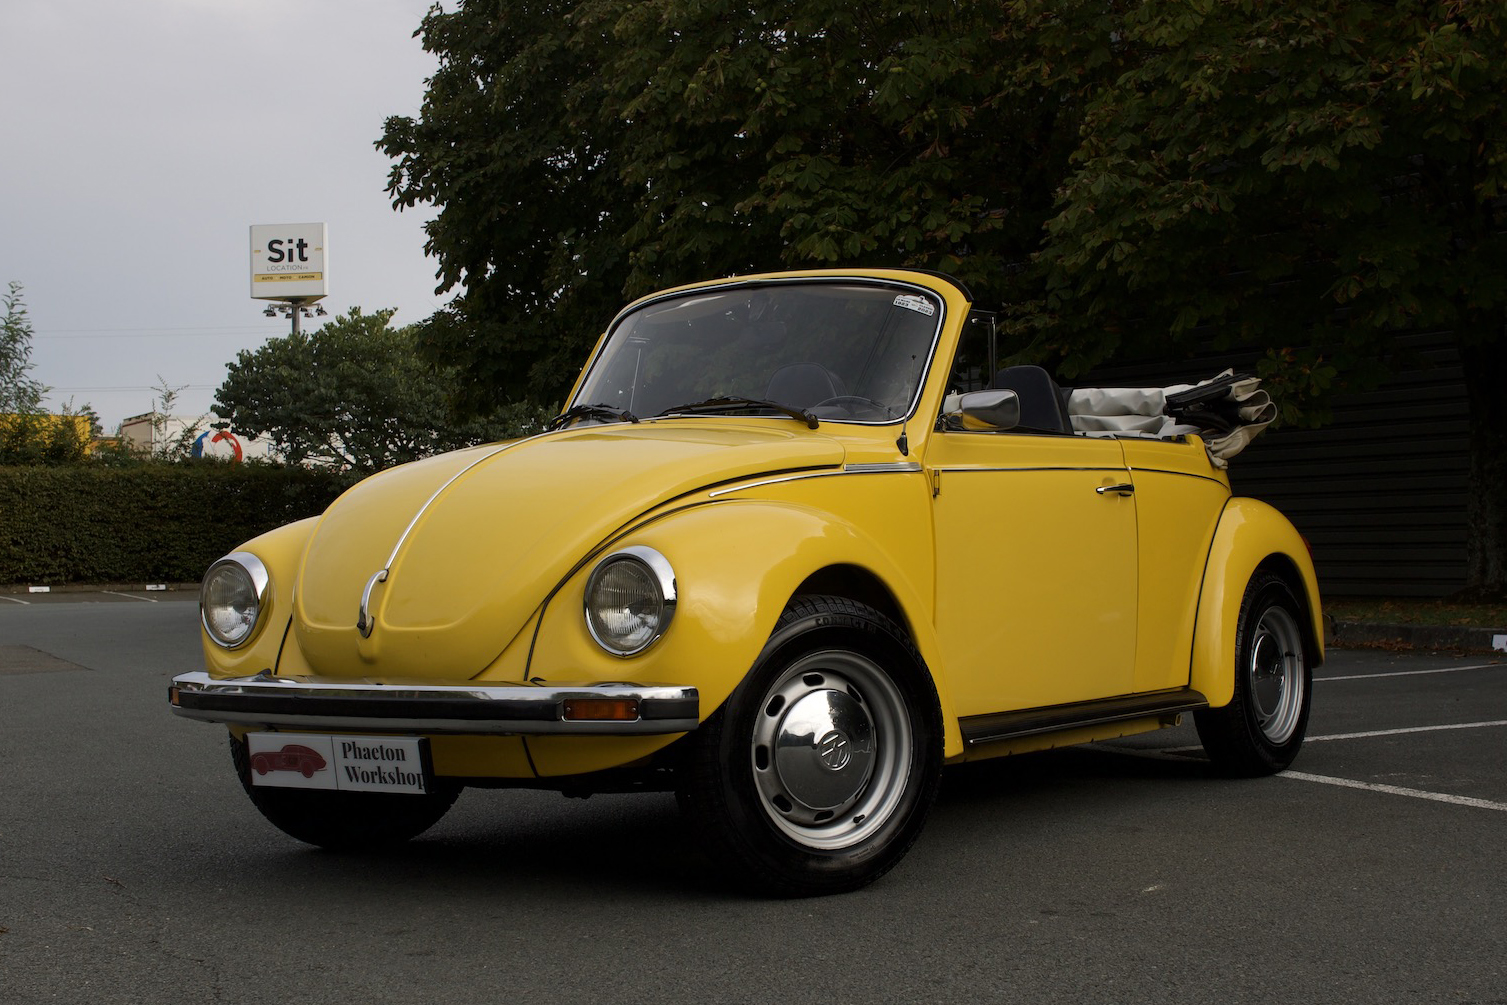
top-left (177, 744), bottom-right (1227, 902)
top-left (208, 788), bottom-right (721, 901)
top-left (940, 743), bottom-right (1214, 802)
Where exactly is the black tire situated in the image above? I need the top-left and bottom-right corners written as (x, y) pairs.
top-left (230, 736), bottom-right (460, 851)
top-left (677, 596), bottom-right (943, 897)
top-left (1195, 572), bottom-right (1313, 777)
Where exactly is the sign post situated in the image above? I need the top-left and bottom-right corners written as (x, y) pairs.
top-left (250, 223), bottom-right (328, 335)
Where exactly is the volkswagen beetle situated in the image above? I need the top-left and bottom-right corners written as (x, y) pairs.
top-left (169, 268), bottom-right (1322, 896)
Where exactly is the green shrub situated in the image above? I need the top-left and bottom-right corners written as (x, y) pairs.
top-left (0, 463), bottom-right (350, 584)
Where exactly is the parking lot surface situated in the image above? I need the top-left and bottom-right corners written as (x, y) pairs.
top-left (0, 587), bottom-right (198, 605)
top-left (1, 601), bottom-right (1502, 1004)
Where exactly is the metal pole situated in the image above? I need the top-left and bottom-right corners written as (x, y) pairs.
top-left (290, 299), bottom-right (301, 337)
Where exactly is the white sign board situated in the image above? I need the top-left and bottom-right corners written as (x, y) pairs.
top-left (250, 222), bottom-right (328, 301)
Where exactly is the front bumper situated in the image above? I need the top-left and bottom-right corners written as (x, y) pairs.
top-left (168, 671), bottom-right (700, 736)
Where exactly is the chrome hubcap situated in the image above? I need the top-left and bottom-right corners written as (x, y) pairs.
top-left (1247, 605), bottom-right (1305, 744)
top-left (751, 650), bottom-right (912, 850)
top-left (774, 688), bottom-right (875, 811)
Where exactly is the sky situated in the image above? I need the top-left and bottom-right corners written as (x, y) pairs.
top-left (1, 0), bottom-right (452, 430)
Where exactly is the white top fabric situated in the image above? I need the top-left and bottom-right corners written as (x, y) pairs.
top-left (941, 369), bottom-right (1276, 467)
top-left (1065, 369), bottom-right (1276, 466)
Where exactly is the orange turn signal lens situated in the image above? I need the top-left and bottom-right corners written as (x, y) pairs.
top-left (562, 698), bottom-right (640, 722)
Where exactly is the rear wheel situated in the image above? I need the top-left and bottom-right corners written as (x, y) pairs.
top-left (230, 736), bottom-right (459, 850)
top-left (677, 596), bottom-right (942, 896)
top-left (1195, 572), bottom-right (1313, 776)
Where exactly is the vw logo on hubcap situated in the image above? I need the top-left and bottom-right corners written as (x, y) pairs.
top-left (817, 730), bottom-right (852, 771)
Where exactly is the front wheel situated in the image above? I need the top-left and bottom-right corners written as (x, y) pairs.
top-left (677, 596), bottom-right (942, 896)
top-left (1195, 572), bottom-right (1313, 776)
top-left (230, 736), bottom-right (460, 851)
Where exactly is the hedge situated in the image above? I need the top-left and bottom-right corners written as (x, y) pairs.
top-left (0, 464), bottom-right (351, 584)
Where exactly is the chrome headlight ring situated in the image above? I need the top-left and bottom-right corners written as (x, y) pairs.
top-left (200, 551), bottom-right (270, 650)
top-left (583, 546), bottom-right (677, 657)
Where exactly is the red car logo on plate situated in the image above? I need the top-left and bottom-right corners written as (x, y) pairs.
top-left (250, 743), bottom-right (328, 778)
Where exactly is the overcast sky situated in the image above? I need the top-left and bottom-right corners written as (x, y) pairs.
top-left (1, 0), bottom-right (452, 429)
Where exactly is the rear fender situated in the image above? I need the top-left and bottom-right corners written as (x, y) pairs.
top-left (1191, 498), bottom-right (1324, 708)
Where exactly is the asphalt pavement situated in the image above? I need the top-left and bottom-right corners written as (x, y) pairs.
top-left (1, 598), bottom-right (1503, 1004)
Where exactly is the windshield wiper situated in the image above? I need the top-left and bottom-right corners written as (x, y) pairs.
top-left (547, 403), bottom-right (640, 431)
top-left (655, 396), bottom-right (819, 429)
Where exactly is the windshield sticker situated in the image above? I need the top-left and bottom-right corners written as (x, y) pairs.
top-left (893, 294), bottom-right (936, 317)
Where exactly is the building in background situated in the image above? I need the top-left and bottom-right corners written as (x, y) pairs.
top-left (0, 412), bottom-right (96, 460)
top-left (119, 413), bottom-right (278, 463)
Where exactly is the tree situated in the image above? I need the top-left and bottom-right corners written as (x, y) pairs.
top-left (1, 282), bottom-right (45, 416)
top-left (380, 0), bottom-right (1505, 593)
top-left (0, 282), bottom-right (93, 465)
top-left (1004, 0), bottom-right (1506, 595)
top-left (212, 308), bottom-right (544, 475)
top-left (144, 378), bottom-right (208, 462)
top-left (378, 0), bottom-right (1069, 413)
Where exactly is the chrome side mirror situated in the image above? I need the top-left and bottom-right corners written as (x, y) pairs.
top-left (943, 389), bottom-right (1021, 431)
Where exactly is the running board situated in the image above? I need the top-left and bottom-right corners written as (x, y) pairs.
top-left (960, 690), bottom-right (1209, 747)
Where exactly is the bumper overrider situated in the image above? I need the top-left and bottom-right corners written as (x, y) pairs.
top-left (168, 671), bottom-right (700, 735)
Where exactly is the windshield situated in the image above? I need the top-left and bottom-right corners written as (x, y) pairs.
top-left (571, 280), bottom-right (944, 424)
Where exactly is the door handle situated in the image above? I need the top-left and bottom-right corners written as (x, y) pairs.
top-left (1096, 483), bottom-right (1135, 497)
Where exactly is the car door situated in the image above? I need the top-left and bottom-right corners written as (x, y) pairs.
top-left (927, 430), bottom-right (1139, 718)
top-left (1117, 437), bottom-right (1233, 694)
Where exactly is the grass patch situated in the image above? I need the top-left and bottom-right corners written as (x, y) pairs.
top-left (1324, 597), bottom-right (1507, 629)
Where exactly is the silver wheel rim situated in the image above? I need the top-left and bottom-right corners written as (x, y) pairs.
top-left (750, 650), bottom-right (913, 850)
top-left (1247, 605), bottom-right (1305, 744)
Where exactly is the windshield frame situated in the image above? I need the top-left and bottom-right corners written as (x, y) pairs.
top-left (568, 275), bottom-right (951, 427)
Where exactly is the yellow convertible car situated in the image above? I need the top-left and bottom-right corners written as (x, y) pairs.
top-left (169, 268), bottom-right (1321, 896)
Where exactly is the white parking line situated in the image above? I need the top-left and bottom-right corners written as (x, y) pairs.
top-left (101, 591), bottom-right (158, 603)
top-left (1318, 662), bottom-right (1503, 682)
top-left (0, 595), bottom-right (31, 605)
top-left (1281, 771), bottom-right (1507, 813)
top-left (1306, 720), bottom-right (1507, 743)
top-left (1154, 718), bottom-right (1507, 756)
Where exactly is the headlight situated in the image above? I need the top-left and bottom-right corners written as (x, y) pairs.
top-left (584, 546), bottom-right (676, 657)
top-left (201, 552), bottom-right (270, 649)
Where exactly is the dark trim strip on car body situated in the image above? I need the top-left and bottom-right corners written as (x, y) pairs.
top-left (959, 689), bottom-right (1209, 747)
top-left (168, 671), bottom-right (699, 736)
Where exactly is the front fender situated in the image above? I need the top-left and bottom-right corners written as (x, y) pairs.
top-left (524, 498), bottom-right (963, 775)
top-left (200, 516), bottom-right (319, 677)
top-left (1190, 498), bottom-right (1324, 708)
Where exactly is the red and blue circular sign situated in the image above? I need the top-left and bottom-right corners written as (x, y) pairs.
top-left (192, 430), bottom-right (244, 462)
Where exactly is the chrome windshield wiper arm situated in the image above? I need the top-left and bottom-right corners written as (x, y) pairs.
top-left (547, 403), bottom-right (640, 431)
top-left (655, 396), bottom-right (819, 429)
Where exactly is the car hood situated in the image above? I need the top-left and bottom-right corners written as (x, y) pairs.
top-left (292, 423), bottom-right (845, 679)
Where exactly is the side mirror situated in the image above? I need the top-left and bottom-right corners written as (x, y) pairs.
top-left (943, 389), bottom-right (1021, 431)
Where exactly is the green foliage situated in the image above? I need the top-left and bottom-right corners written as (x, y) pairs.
top-left (0, 282), bottom-right (97, 464)
top-left (143, 378), bottom-right (208, 462)
top-left (379, 0), bottom-right (1072, 413)
top-left (0, 463), bottom-right (350, 584)
top-left (381, 1), bottom-right (1504, 430)
top-left (1004, 0), bottom-right (1506, 425)
top-left (0, 282), bottom-right (45, 416)
top-left (0, 406), bottom-right (96, 465)
top-left (213, 307), bottom-right (547, 475)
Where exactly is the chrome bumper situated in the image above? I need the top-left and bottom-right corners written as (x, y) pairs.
top-left (168, 671), bottom-right (699, 735)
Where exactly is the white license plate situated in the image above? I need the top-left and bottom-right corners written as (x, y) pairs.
top-left (245, 733), bottom-right (432, 795)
